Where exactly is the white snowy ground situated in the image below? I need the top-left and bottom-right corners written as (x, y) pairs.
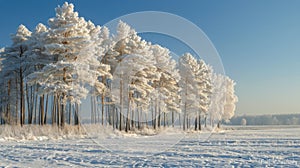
top-left (0, 125), bottom-right (299, 167)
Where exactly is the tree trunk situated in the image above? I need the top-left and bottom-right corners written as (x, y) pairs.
top-left (119, 110), bottom-right (122, 131)
top-left (44, 95), bottom-right (48, 125)
top-left (34, 86), bottom-right (38, 125)
top-left (183, 77), bottom-right (188, 131)
top-left (198, 114), bottom-right (201, 131)
top-left (69, 102), bottom-right (72, 125)
top-left (125, 98), bottom-right (131, 132)
top-left (172, 111), bottom-right (174, 127)
top-left (195, 117), bottom-right (197, 131)
top-left (153, 101), bottom-right (157, 130)
top-left (91, 96), bottom-right (94, 124)
top-left (52, 95), bottom-right (56, 125)
top-left (189, 117), bottom-right (191, 129)
top-left (119, 79), bottom-right (123, 131)
top-left (101, 94), bottom-right (104, 125)
top-left (158, 103), bottom-right (161, 128)
top-left (57, 95), bottom-right (60, 126)
top-left (6, 80), bottom-right (11, 124)
top-left (29, 86), bottom-right (34, 124)
top-left (101, 73), bottom-right (107, 125)
top-left (183, 102), bottom-right (186, 131)
top-left (115, 107), bottom-right (118, 129)
top-left (15, 78), bottom-right (18, 125)
top-left (112, 105), bottom-right (115, 130)
top-left (61, 96), bottom-right (65, 128)
top-left (18, 46), bottom-right (25, 126)
top-left (40, 95), bottom-right (44, 125)
top-left (131, 106), bottom-right (134, 129)
top-left (20, 68), bottom-right (25, 126)
top-left (164, 112), bottom-right (166, 127)
top-left (74, 103), bottom-right (79, 125)
top-left (138, 106), bottom-right (141, 130)
top-left (26, 84), bottom-right (31, 124)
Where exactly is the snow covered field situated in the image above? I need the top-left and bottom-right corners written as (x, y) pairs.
top-left (0, 125), bottom-right (299, 167)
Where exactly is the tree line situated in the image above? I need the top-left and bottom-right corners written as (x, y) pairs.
top-left (229, 114), bottom-right (300, 126)
top-left (0, 2), bottom-right (238, 131)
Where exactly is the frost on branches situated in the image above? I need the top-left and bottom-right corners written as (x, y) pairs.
top-left (0, 2), bottom-right (238, 131)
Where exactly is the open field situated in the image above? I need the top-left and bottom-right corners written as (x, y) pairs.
top-left (0, 125), bottom-right (299, 167)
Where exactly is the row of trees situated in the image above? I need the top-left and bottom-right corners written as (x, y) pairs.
top-left (0, 2), bottom-right (238, 131)
top-left (230, 114), bottom-right (300, 126)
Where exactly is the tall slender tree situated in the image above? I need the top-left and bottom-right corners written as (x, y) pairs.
top-left (209, 73), bottom-right (226, 127)
top-left (25, 23), bottom-right (49, 125)
top-left (0, 25), bottom-right (32, 126)
top-left (151, 45), bottom-right (181, 128)
top-left (194, 60), bottom-right (212, 130)
top-left (222, 77), bottom-right (238, 122)
top-left (86, 21), bottom-right (112, 125)
top-left (110, 21), bottom-right (159, 131)
top-left (179, 53), bottom-right (199, 130)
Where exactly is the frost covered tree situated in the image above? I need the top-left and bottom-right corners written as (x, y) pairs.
top-left (209, 73), bottom-right (226, 127)
top-left (27, 2), bottom-right (111, 127)
top-left (193, 60), bottom-right (212, 130)
top-left (25, 23), bottom-right (49, 125)
top-left (209, 73), bottom-right (238, 128)
top-left (178, 53), bottom-right (213, 131)
top-left (0, 48), bottom-right (5, 124)
top-left (109, 21), bottom-right (158, 131)
top-left (151, 44), bottom-right (180, 128)
top-left (86, 20), bottom-right (112, 125)
top-left (0, 25), bottom-right (31, 126)
top-left (241, 118), bottom-right (247, 126)
top-left (179, 53), bottom-right (199, 130)
top-left (222, 77), bottom-right (238, 122)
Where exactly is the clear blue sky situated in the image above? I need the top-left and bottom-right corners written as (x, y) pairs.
top-left (1, 0), bottom-right (300, 115)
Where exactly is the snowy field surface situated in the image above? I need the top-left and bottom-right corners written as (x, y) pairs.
top-left (0, 126), bottom-right (299, 167)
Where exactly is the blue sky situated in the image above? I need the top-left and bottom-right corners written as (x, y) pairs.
top-left (0, 0), bottom-right (300, 115)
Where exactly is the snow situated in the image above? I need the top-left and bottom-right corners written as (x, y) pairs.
top-left (0, 125), bottom-right (299, 167)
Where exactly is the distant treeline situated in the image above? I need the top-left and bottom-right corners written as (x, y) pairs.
top-left (227, 114), bottom-right (300, 125)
